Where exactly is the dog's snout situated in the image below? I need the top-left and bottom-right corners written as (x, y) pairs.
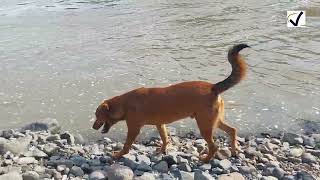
top-left (92, 120), bottom-right (104, 130)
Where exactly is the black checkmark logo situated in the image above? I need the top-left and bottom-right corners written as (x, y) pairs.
top-left (289, 11), bottom-right (303, 26)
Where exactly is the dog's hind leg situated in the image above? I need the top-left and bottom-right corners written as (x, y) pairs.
top-left (219, 121), bottom-right (240, 156)
top-left (156, 124), bottom-right (169, 153)
top-left (216, 99), bottom-right (240, 155)
top-left (195, 110), bottom-right (220, 163)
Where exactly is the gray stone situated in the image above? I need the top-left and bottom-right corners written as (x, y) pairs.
top-left (177, 163), bottom-right (191, 172)
top-left (218, 172), bottom-right (245, 180)
top-left (301, 153), bottom-right (317, 164)
top-left (70, 155), bottom-right (88, 166)
top-left (107, 164), bottom-right (134, 180)
top-left (302, 136), bottom-right (316, 147)
top-left (282, 133), bottom-right (303, 145)
top-left (123, 158), bottom-right (139, 170)
top-left (238, 166), bottom-right (255, 174)
top-left (153, 161), bottom-right (168, 173)
top-left (215, 148), bottom-right (232, 160)
top-left (306, 149), bottom-right (320, 157)
top-left (218, 159), bottom-right (232, 170)
top-left (0, 171), bottom-right (23, 180)
top-left (34, 166), bottom-right (45, 174)
top-left (262, 167), bottom-right (274, 176)
top-left (199, 163), bottom-right (211, 171)
top-left (163, 154), bottom-right (177, 167)
top-left (22, 171), bottom-right (39, 180)
top-left (74, 133), bottom-right (85, 145)
top-left (57, 165), bottom-right (66, 172)
top-left (89, 170), bottom-right (105, 180)
top-left (136, 155), bottom-right (151, 165)
top-left (281, 175), bottom-right (296, 180)
top-left (272, 167), bottom-right (284, 179)
top-left (289, 147), bottom-right (304, 157)
top-left (134, 172), bottom-right (155, 180)
top-left (18, 157), bottom-right (37, 165)
top-left (42, 143), bottom-right (59, 155)
top-left (133, 170), bottom-right (144, 176)
top-left (1, 129), bottom-right (14, 139)
top-left (212, 167), bottom-right (224, 175)
top-left (177, 156), bottom-right (188, 164)
top-left (81, 163), bottom-right (91, 174)
top-left (46, 135), bottom-right (60, 141)
top-left (24, 148), bottom-right (47, 158)
top-left (136, 161), bottom-right (152, 172)
top-left (194, 169), bottom-right (214, 180)
top-left (0, 136), bottom-right (32, 155)
top-left (261, 176), bottom-right (278, 180)
top-left (171, 170), bottom-right (193, 180)
top-left (21, 123), bottom-right (49, 132)
top-left (70, 166), bottom-right (84, 177)
top-left (60, 132), bottom-right (75, 145)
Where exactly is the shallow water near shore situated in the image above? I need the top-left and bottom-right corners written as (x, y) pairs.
top-left (0, 0), bottom-right (320, 141)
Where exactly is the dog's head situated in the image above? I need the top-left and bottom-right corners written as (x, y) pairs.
top-left (92, 100), bottom-right (124, 134)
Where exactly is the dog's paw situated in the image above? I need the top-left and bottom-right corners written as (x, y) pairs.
top-left (199, 154), bottom-right (210, 163)
top-left (155, 146), bottom-right (167, 154)
top-left (112, 151), bottom-right (123, 159)
top-left (231, 142), bottom-right (242, 156)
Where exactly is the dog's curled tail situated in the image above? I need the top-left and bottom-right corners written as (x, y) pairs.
top-left (213, 44), bottom-right (250, 94)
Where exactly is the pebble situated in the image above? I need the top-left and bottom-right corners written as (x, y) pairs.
top-left (134, 172), bottom-right (155, 180)
top-left (70, 166), bottom-right (84, 177)
top-left (301, 153), bottom-right (317, 164)
top-left (22, 171), bottom-right (40, 180)
top-left (0, 124), bottom-right (320, 180)
top-left (272, 167), bottom-right (285, 179)
top-left (107, 164), bottom-right (134, 180)
top-left (289, 147), bottom-right (304, 157)
top-left (0, 171), bottom-right (23, 180)
top-left (18, 157), bottom-right (37, 165)
top-left (60, 132), bottom-right (75, 145)
top-left (136, 161), bottom-right (152, 172)
top-left (218, 172), bottom-right (245, 180)
top-left (238, 166), bottom-right (255, 174)
top-left (282, 133), bottom-right (303, 145)
top-left (89, 170), bottom-right (105, 180)
top-left (218, 159), bottom-right (232, 170)
top-left (194, 169), bottom-right (214, 180)
top-left (215, 148), bottom-right (232, 160)
top-left (177, 163), bottom-right (192, 172)
top-left (261, 176), bottom-right (278, 180)
top-left (153, 161), bottom-right (168, 173)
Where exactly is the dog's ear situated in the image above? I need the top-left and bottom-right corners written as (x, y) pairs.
top-left (101, 102), bottom-right (109, 111)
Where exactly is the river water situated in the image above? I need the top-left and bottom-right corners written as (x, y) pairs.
top-left (0, 0), bottom-right (319, 140)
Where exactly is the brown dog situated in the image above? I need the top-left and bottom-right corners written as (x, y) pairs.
top-left (92, 44), bottom-right (249, 162)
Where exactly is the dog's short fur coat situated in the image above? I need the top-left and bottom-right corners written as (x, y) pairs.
top-left (93, 44), bottom-right (249, 162)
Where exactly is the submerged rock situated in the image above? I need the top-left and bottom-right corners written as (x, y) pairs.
top-left (282, 133), bottom-right (303, 145)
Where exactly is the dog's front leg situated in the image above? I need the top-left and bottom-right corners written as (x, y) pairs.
top-left (112, 125), bottom-right (142, 159)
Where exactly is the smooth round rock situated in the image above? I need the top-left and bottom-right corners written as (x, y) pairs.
top-left (22, 171), bottom-right (39, 180)
top-left (107, 164), bottom-right (134, 180)
top-left (89, 170), bottom-right (105, 180)
top-left (218, 172), bottom-right (245, 180)
top-left (70, 166), bottom-right (84, 177)
top-left (153, 161), bottom-right (168, 173)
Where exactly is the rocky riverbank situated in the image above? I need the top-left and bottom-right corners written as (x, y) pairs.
top-left (0, 121), bottom-right (319, 180)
